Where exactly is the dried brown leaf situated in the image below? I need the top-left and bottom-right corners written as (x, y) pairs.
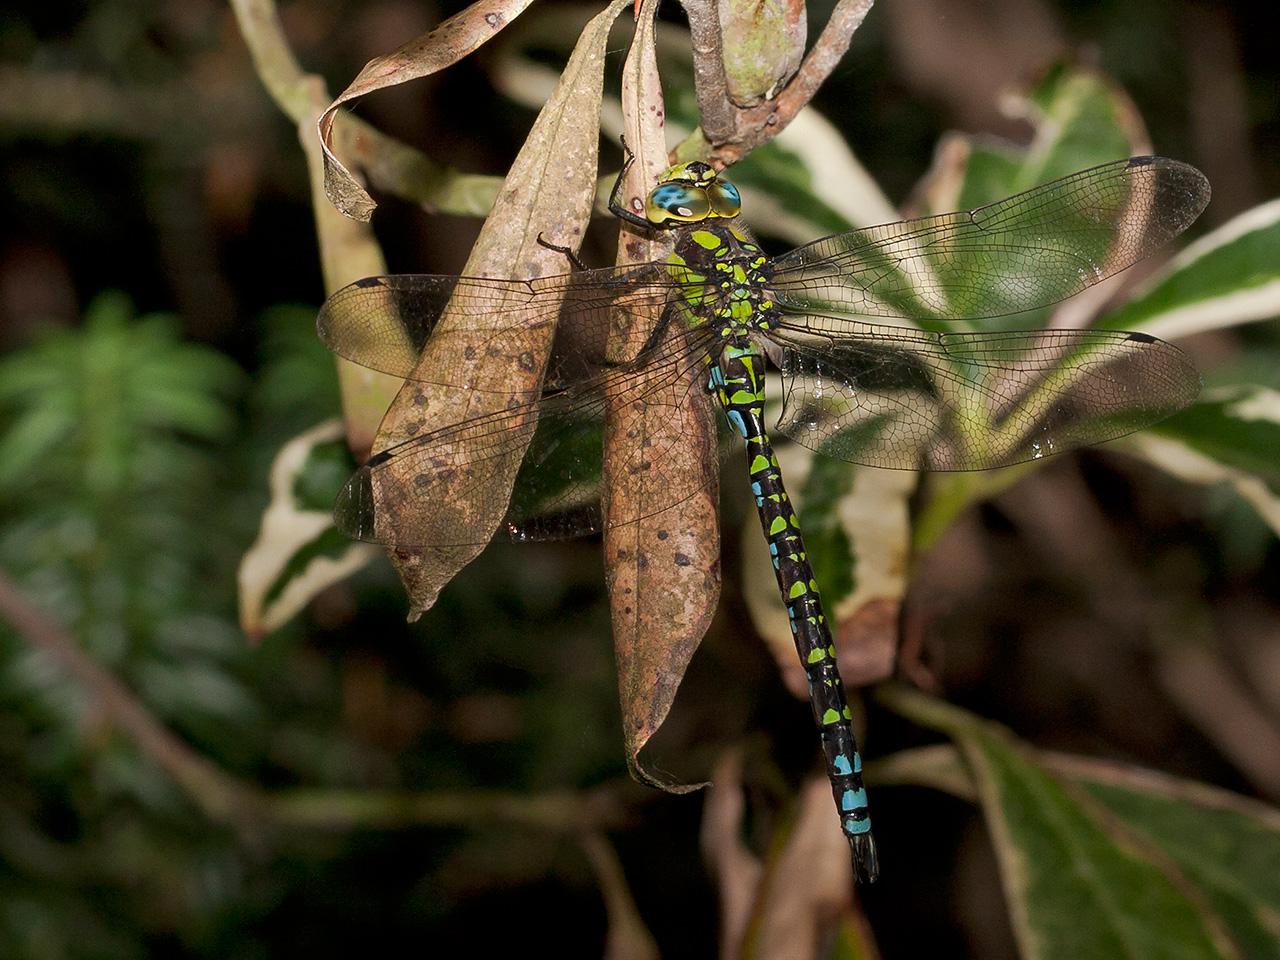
top-left (368, 0), bottom-right (631, 617)
top-left (602, 0), bottom-right (721, 794)
top-left (318, 0), bottom-right (538, 221)
top-left (752, 780), bottom-right (858, 960)
top-left (700, 751), bottom-right (765, 960)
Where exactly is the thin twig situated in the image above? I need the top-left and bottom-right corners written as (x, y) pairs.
top-left (266, 785), bottom-right (630, 832)
top-left (714, 0), bottom-right (875, 165)
top-left (227, 0), bottom-right (311, 122)
top-left (679, 0), bottom-right (735, 143)
top-left (0, 569), bottom-right (640, 835)
top-left (0, 571), bottom-right (264, 828)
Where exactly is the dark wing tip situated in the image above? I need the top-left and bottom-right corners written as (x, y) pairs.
top-left (353, 276), bottom-right (385, 289)
top-left (1135, 156), bottom-right (1212, 233)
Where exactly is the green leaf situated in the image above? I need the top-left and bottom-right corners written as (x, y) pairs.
top-left (943, 66), bottom-right (1143, 216)
top-left (291, 437), bottom-right (358, 512)
top-left (1100, 200), bottom-right (1280, 339)
top-left (1150, 386), bottom-right (1280, 487)
top-left (1125, 431), bottom-right (1280, 540)
top-left (880, 688), bottom-right (1242, 960)
top-left (915, 66), bottom-right (1152, 335)
top-left (238, 421), bottom-right (377, 637)
top-left (1062, 762), bottom-right (1280, 960)
top-left (1125, 383), bottom-right (1280, 539)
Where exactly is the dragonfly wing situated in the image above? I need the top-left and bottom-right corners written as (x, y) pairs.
top-left (334, 316), bottom-right (722, 547)
top-left (769, 320), bottom-right (1200, 470)
top-left (317, 265), bottom-right (686, 387)
top-left (768, 157), bottom-right (1210, 322)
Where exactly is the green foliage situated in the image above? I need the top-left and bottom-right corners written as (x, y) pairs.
top-left (0, 293), bottom-right (243, 662)
top-left (879, 689), bottom-right (1280, 960)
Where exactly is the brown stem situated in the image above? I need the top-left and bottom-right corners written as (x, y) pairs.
top-left (0, 570), bottom-right (644, 837)
top-left (679, 0), bottom-right (735, 143)
top-left (713, 0), bottom-right (875, 165)
top-left (0, 571), bottom-right (263, 828)
top-left (267, 785), bottom-right (630, 832)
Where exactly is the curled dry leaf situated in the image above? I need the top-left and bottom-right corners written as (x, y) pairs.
top-left (370, 0), bottom-right (631, 617)
top-left (603, 0), bottom-right (721, 793)
top-left (700, 750), bottom-right (764, 960)
top-left (318, 0), bottom-right (538, 221)
top-left (702, 752), bottom-right (871, 960)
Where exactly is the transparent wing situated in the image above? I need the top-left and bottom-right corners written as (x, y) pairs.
top-left (333, 309), bottom-right (724, 548)
top-left (768, 157), bottom-right (1210, 323)
top-left (317, 264), bottom-right (697, 391)
top-left (769, 320), bottom-right (1200, 471)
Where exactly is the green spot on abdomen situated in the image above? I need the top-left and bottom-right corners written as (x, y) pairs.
top-left (692, 230), bottom-right (722, 250)
top-left (769, 516), bottom-right (788, 536)
top-left (788, 580), bottom-right (808, 598)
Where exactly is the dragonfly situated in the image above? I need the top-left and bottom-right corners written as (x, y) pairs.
top-left (317, 145), bottom-right (1210, 884)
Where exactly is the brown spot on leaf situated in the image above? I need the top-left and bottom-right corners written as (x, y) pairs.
top-left (674, 552), bottom-right (691, 566)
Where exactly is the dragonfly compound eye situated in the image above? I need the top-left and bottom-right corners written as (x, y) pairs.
top-left (708, 179), bottom-right (741, 218)
top-left (646, 183), bottom-right (712, 224)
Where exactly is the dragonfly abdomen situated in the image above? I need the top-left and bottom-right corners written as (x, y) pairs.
top-left (712, 344), bottom-right (879, 884)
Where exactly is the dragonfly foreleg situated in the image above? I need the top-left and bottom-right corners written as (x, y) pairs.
top-left (535, 233), bottom-right (588, 272)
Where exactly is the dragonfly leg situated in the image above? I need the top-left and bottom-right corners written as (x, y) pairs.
top-left (535, 233), bottom-right (588, 272)
top-left (608, 135), bottom-right (654, 230)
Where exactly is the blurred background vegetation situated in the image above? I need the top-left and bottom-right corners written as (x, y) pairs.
top-left (1, 0), bottom-right (1278, 957)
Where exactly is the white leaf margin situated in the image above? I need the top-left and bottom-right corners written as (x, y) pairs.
top-left (1126, 430), bottom-right (1280, 538)
top-left (238, 420), bottom-right (378, 638)
top-left (1131, 199), bottom-right (1280, 341)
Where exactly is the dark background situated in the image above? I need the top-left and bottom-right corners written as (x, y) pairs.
top-left (1, 1), bottom-right (1277, 956)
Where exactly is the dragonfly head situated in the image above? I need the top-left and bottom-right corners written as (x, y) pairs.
top-left (645, 161), bottom-right (742, 226)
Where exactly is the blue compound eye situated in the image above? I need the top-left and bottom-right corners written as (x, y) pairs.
top-left (645, 183), bottom-right (711, 224)
top-left (708, 179), bottom-right (741, 217)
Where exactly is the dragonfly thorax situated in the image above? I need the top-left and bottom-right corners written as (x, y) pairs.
top-left (669, 220), bottom-right (779, 340)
